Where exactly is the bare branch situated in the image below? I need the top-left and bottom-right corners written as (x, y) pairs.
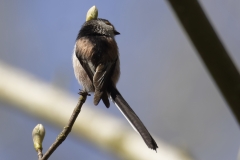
top-left (37, 149), bottom-right (43, 160)
top-left (41, 92), bottom-right (88, 160)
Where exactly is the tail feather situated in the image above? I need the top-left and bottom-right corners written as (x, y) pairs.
top-left (109, 87), bottom-right (158, 150)
top-left (101, 91), bottom-right (110, 108)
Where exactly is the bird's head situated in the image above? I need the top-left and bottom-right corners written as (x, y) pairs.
top-left (79, 18), bottom-right (120, 37)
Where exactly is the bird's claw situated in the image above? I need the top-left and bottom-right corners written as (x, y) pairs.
top-left (78, 89), bottom-right (91, 96)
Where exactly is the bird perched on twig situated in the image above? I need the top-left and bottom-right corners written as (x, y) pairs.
top-left (73, 6), bottom-right (158, 151)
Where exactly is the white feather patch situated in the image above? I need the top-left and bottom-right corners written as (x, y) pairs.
top-left (113, 101), bottom-right (140, 135)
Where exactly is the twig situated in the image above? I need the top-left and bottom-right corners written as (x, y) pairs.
top-left (37, 149), bottom-right (43, 160)
top-left (40, 91), bottom-right (88, 160)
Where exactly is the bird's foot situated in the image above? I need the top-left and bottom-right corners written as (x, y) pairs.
top-left (78, 89), bottom-right (91, 96)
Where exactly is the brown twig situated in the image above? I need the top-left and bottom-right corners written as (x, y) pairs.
top-left (37, 149), bottom-right (43, 160)
top-left (40, 91), bottom-right (88, 160)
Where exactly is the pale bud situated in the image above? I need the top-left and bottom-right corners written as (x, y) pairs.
top-left (32, 124), bottom-right (45, 151)
top-left (86, 5), bottom-right (98, 21)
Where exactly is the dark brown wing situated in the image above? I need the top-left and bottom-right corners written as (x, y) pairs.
top-left (76, 54), bottom-right (111, 108)
top-left (93, 62), bottom-right (116, 106)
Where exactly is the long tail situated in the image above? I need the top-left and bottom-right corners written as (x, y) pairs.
top-left (109, 86), bottom-right (158, 150)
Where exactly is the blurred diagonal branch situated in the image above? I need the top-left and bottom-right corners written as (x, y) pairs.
top-left (167, 0), bottom-right (240, 125)
top-left (0, 62), bottom-right (193, 160)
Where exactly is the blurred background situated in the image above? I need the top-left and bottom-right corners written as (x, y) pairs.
top-left (0, 0), bottom-right (240, 160)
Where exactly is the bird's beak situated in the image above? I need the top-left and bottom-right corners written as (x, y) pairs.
top-left (114, 30), bottom-right (120, 35)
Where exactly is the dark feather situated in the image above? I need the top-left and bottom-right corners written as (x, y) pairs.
top-left (93, 63), bottom-right (114, 105)
top-left (101, 91), bottom-right (110, 108)
top-left (109, 86), bottom-right (158, 150)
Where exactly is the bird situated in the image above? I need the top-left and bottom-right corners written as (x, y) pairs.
top-left (72, 9), bottom-right (158, 151)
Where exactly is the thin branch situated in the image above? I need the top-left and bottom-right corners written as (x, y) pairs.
top-left (41, 91), bottom-right (88, 160)
top-left (37, 149), bottom-right (43, 160)
top-left (167, 0), bottom-right (240, 125)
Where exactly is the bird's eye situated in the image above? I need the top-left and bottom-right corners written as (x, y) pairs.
top-left (105, 21), bottom-right (111, 26)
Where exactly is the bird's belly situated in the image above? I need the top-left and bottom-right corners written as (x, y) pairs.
top-left (72, 52), bottom-right (95, 92)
